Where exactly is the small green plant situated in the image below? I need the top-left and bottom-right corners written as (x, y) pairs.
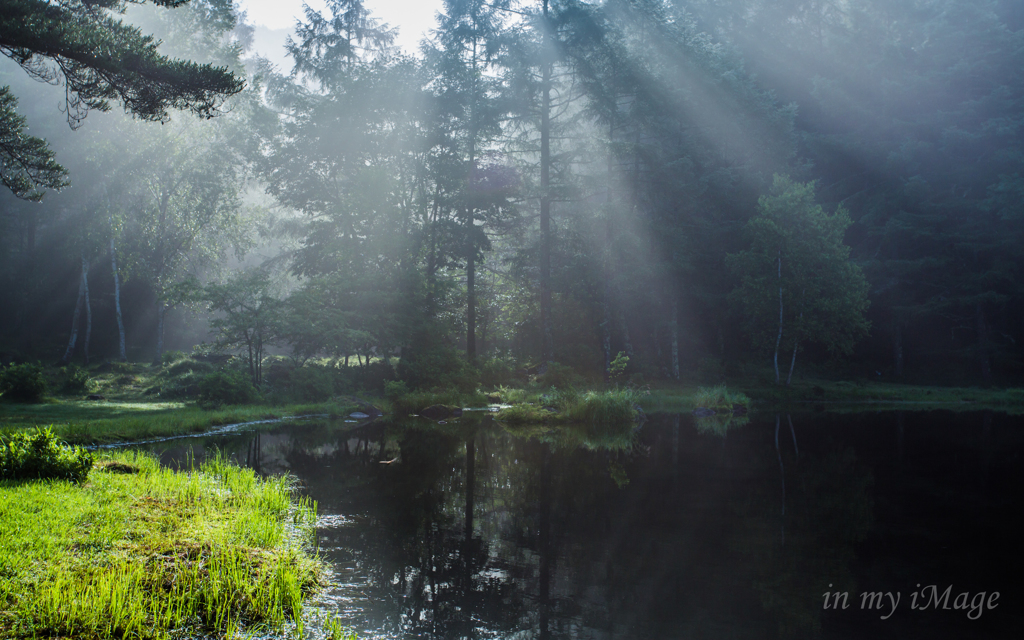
top-left (197, 370), bottom-right (259, 408)
top-left (0, 426), bottom-right (92, 482)
top-left (609, 351), bottom-right (629, 381)
top-left (0, 362), bottom-right (47, 402)
top-left (60, 365), bottom-right (91, 394)
top-left (325, 617), bottom-right (358, 640)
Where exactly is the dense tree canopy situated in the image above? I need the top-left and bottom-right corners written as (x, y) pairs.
top-left (1, 0), bottom-right (1022, 387)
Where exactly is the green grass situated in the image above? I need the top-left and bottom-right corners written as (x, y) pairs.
top-left (0, 451), bottom-right (321, 639)
top-left (639, 378), bottom-right (1024, 413)
top-left (0, 400), bottom-right (356, 445)
top-left (495, 387), bottom-right (644, 435)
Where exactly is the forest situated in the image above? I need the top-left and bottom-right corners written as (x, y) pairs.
top-left (2, 2), bottom-right (1023, 639)
top-left (1, 0), bottom-right (1021, 396)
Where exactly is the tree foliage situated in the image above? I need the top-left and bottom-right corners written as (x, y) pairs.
top-left (728, 176), bottom-right (870, 381)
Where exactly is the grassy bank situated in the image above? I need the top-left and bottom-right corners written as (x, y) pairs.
top-left (0, 451), bottom-right (321, 639)
top-left (495, 387), bottom-right (644, 427)
top-left (641, 378), bottom-right (1024, 413)
top-left (0, 400), bottom-right (357, 445)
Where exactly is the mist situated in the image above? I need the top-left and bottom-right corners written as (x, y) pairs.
top-left (2, 0), bottom-right (1023, 385)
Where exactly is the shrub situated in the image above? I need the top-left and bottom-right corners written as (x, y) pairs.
top-left (479, 357), bottom-right (516, 388)
top-left (60, 365), bottom-right (91, 395)
top-left (161, 350), bottom-right (187, 365)
top-left (397, 332), bottom-right (476, 392)
top-left (197, 371), bottom-right (259, 408)
top-left (287, 365), bottom-right (337, 402)
top-left (384, 379), bottom-right (408, 400)
top-left (0, 427), bottom-right (92, 482)
top-left (559, 388), bottom-right (643, 428)
top-left (693, 385), bottom-right (750, 411)
top-left (0, 363), bottom-right (47, 402)
top-left (165, 359), bottom-right (214, 377)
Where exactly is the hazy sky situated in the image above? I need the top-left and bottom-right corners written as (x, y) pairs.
top-left (237, 1), bottom-right (445, 54)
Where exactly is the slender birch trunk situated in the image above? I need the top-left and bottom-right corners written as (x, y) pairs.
top-left (111, 238), bottom-right (127, 361)
top-left (787, 414), bottom-right (799, 458)
top-left (60, 258), bottom-right (88, 365)
top-left (785, 289), bottom-right (806, 386)
top-left (82, 258), bottom-right (92, 365)
top-left (774, 253), bottom-right (783, 385)
top-left (153, 301), bottom-right (166, 365)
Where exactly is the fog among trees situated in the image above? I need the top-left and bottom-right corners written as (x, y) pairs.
top-left (4, 0), bottom-right (1024, 387)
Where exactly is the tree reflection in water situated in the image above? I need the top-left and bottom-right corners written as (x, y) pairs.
top-left (144, 410), bottom-right (1021, 640)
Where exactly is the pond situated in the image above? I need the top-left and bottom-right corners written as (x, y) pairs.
top-left (139, 410), bottom-right (1022, 639)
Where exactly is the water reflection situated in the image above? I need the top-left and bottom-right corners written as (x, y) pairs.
top-left (142, 411), bottom-right (1023, 639)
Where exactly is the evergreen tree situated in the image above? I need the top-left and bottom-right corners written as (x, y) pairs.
top-left (0, 0), bottom-right (243, 198)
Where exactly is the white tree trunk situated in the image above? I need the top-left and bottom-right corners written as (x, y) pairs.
top-left (111, 238), bottom-right (127, 362)
top-left (774, 253), bottom-right (783, 385)
top-left (60, 258), bottom-right (88, 364)
top-left (82, 258), bottom-right (91, 365)
top-left (154, 302), bottom-right (166, 365)
top-left (786, 304), bottom-right (803, 386)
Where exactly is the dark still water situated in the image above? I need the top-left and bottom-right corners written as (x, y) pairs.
top-left (144, 411), bottom-right (1023, 639)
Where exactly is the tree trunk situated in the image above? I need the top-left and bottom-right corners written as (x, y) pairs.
top-left (774, 253), bottom-right (783, 385)
top-left (539, 0), bottom-right (553, 362)
top-left (670, 295), bottom-right (680, 379)
top-left (111, 238), bottom-right (127, 361)
top-left (467, 251), bottom-right (476, 361)
top-left (787, 414), bottom-right (799, 457)
top-left (976, 301), bottom-right (992, 381)
top-left (786, 339), bottom-right (798, 386)
top-left (786, 307), bottom-right (803, 386)
top-left (153, 302), bottom-right (166, 366)
top-left (82, 258), bottom-right (91, 365)
top-left (60, 258), bottom-right (88, 365)
top-left (618, 310), bottom-right (633, 358)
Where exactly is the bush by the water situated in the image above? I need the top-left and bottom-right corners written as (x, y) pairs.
top-left (397, 333), bottom-right (477, 392)
top-left (558, 387), bottom-right (644, 428)
top-left (197, 370), bottom-right (259, 407)
top-left (0, 426), bottom-right (92, 482)
top-left (286, 365), bottom-right (337, 402)
top-left (0, 363), bottom-right (47, 402)
top-left (693, 385), bottom-right (750, 411)
top-left (59, 365), bottom-right (91, 395)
